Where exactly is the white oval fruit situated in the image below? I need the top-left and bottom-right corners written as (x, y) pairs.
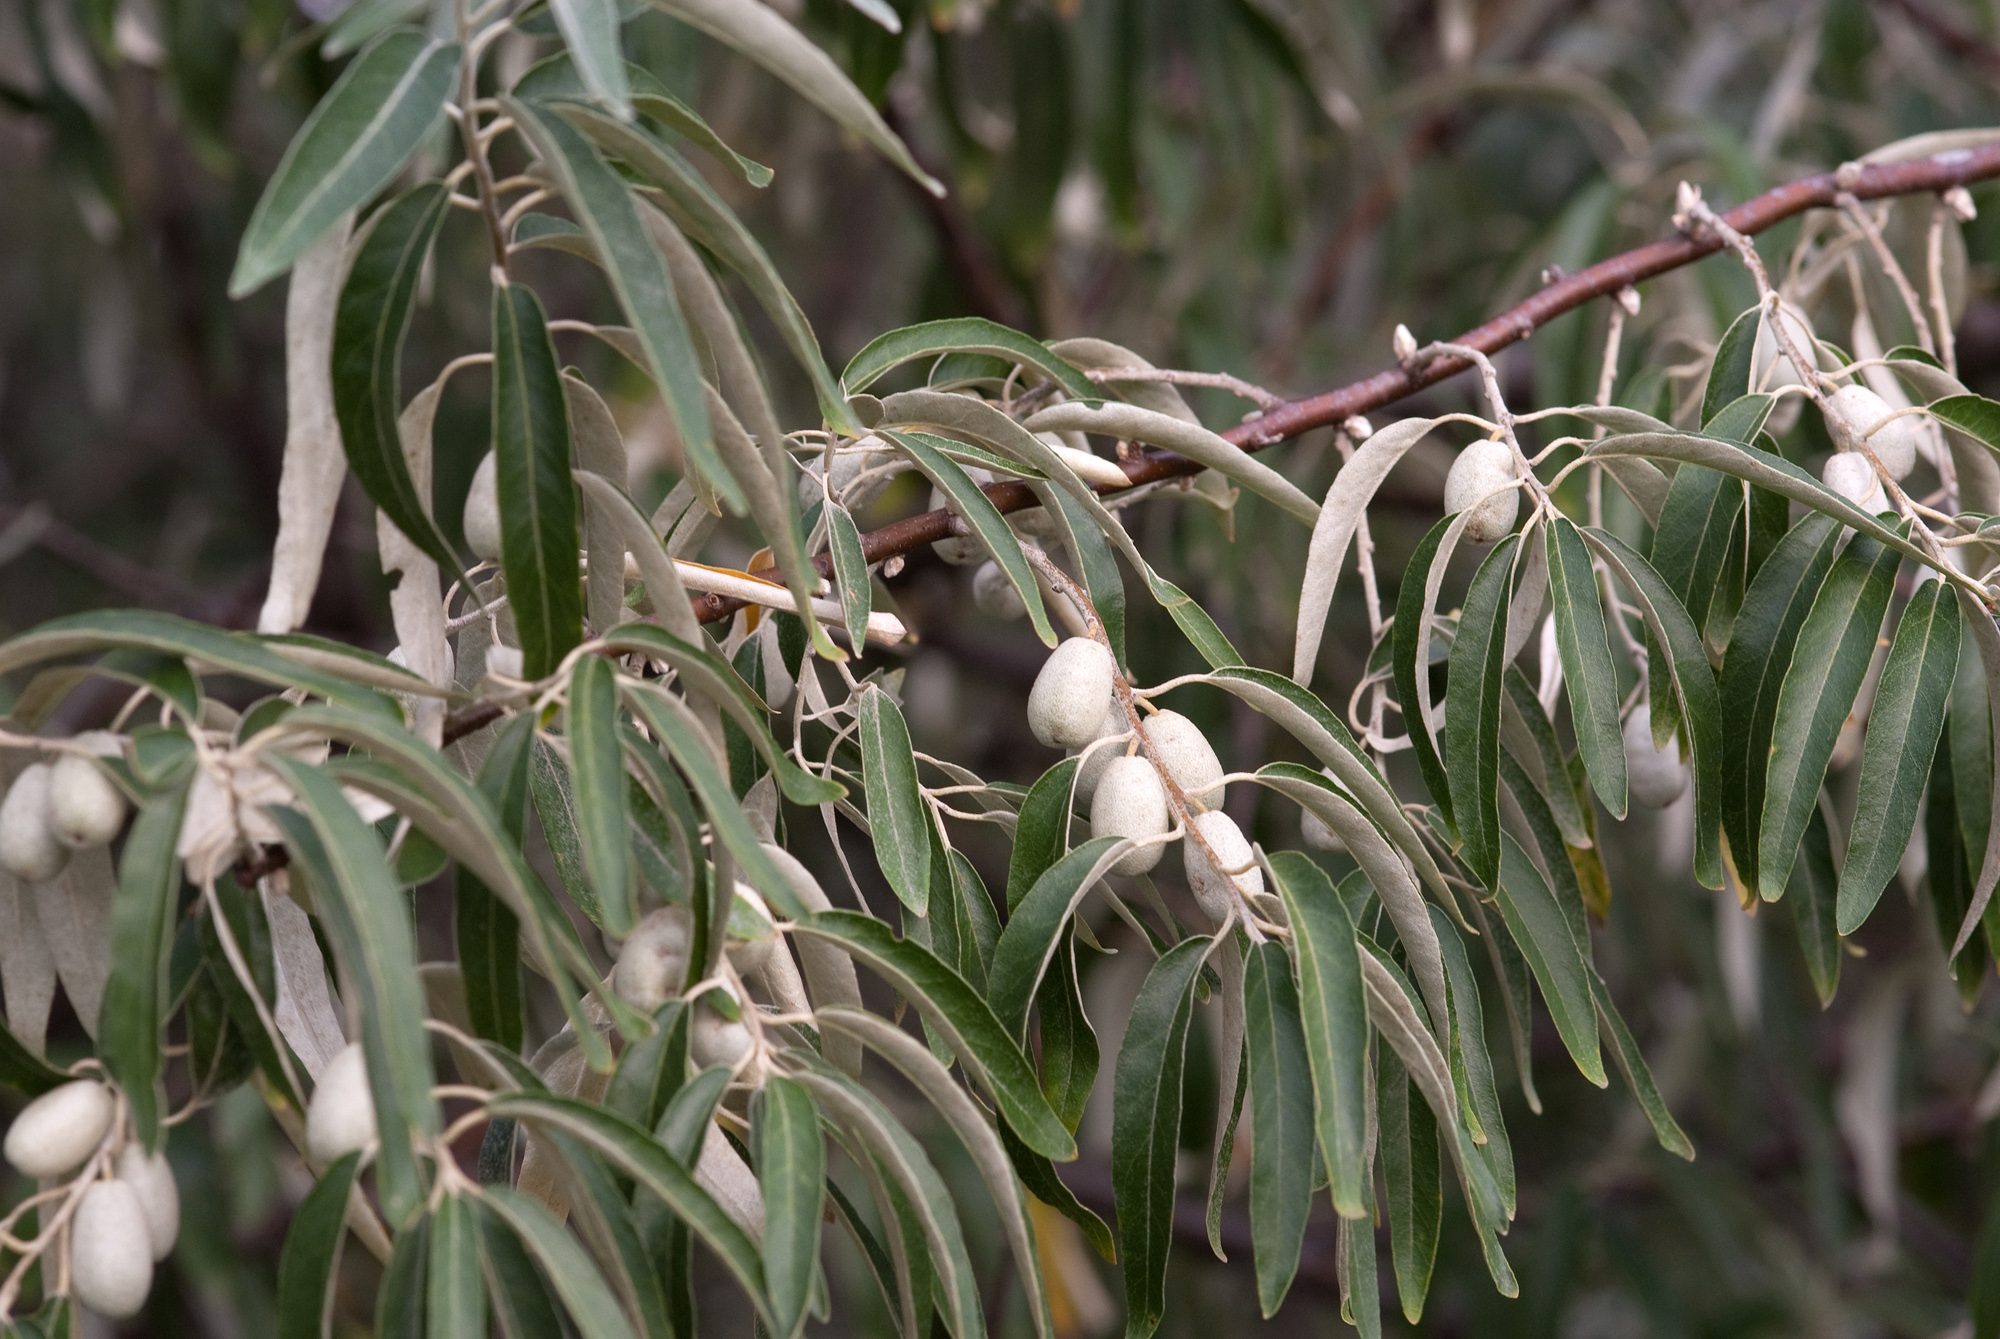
top-left (1090, 756), bottom-right (1170, 876)
top-left (1622, 703), bottom-right (1689, 810)
top-left (116, 1144), bottom-right (180, 1261)
top-left (71, 1180), bottom-right (154, 1320)
top-left (1071, 705), bottom-right (1128, 803)
top-left (1301, 808), bottom-right (1346, 851)
top-left (1824, 384), bottom-right (1921, 480)
top-left (0, 763), bottom-right (68, 882)
top-left (1184, 810), bottom-right (1263, 923)
top-left (1027, 638), bottom-right (1116, 750)
top-left (1821, 452), bottom-right (1888, 513)
top-left (1442, 440), bottom-right (1520, 543)
top-left (613, 906), bottom-right (694, 1013)
top-left (464, 452), bottom-right (503, 561)
top-left (929, 468), bottom-right (995, 566)
top-left (971, 561), bottom-right (1026, 620)
top-left (1141, 711), bottom-right (1225, 808)
top-left (3, 1079), bottom-right (114, 1179)
top-left (305, 1043), bottom-right (377, 1163)
top-left (49, 753), bottom-right (127, 849)
top-left (484, 644), bottom-right (525, 680)
top-left (1751, 301), bottom-right (1817, 393)
top-left (691, 1005), bottom-right (754, 1070)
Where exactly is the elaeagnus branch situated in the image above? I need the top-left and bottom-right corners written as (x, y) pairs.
top-left (680, 146), bottom-right (2000, 632)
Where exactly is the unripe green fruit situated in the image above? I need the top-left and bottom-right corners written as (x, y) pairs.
top-left (1090, 755), bottom-right (1169, 875)
top-left (1622, 703), bottom-right (1689, 810)
top-left (1821, 452), bottom-right (1888, 513)
top-left (3, 1079), bottom-right (114, 1179)
top-left (71, 1180), bottom-right (153, 1319)
top-left (1824, 384), bottom-right (1920, 480)
top-left (1071, 705), bottom-right (1128, 802)
top-left (1442, 440), bottom-right (1520, 543)
top-left (50, 753), bottom-right (127, 849)
top-left (1027, 638), bottom-right (1115, 750)
top-left (305, 1042), bottom-right (377, 1163)
top-left (972, 561), bottom-right (1026, 620)
top-left (1184, 810), bottom-right (1262, 923)
top-left (614, 906), bottom-right (694, 1013)
top-left (0, 763), bottom-right (68, 882)
top-left (116, 1144), bottom-right (180, 1261)
top-left (1140, 711), bottom-right (1225, 806)
top-left (465, 452), bottom-right (502, 561)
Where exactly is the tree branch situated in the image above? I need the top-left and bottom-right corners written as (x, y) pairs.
top-left (679, 144), bottom-right (2000, 624)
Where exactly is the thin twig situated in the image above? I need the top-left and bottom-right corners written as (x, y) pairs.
top-left (1084, 367), bottom-right (1286, 411)
top-left (1837, 191), bottom-right (1937, 355)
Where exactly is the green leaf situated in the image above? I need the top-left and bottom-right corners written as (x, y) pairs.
top-left (492, 282), bottom-right (585, 680)
top-left (1493, 835), bottom-right (1605, 1086)
top-left (1701, 306), bottom-right (1761, 425)
top-left (1034, 931), bottom-right (1097, 1133)
top-left (786, 910), bottom-right (1076, 1161)
top-left (606, 1000), bottom-right (689, 1131)
top-left (530, 736), bottom-right (596, 923)
top-left (229, 32), bottom-right (460, 296)
top-left (485, 1094), bottom-right (770, 1325)
top-left (1392, 515), bottom-right (1459, 830)
top-left (1838, 581), bottom-right (1962, 932)
top-left (1146, 569), bottom-right (1243, 668)
top-left (547, 0), bottom-right (630, 117)
top-left (474, 1200), bottom-right (569, 1339)
top-left (644, 0), bottom-right (941, 194)
top-left (1430, 905), bottom-right (1512, 1212)
top-left (1924, 394), bottom-right (2000, 455)
top-left (377, 1217), bottom-right (430, 1339)
top-left (1588, 973), bottom-right (1694, 1159)
top-left (329, 182), bottom-right (463, 578)
top-left (1580, 528), bottom-right (1726, 889)
top-left (1242, 941), bottom-right (1313, 1318)
top-left (826, 502), bottom-right (873, 653)
top-left (101, 781), bottom-right (189, 1149)
top-left (1788, 804), bottom-right (1844, 1005)
top-left (997, 1123), bottom-right (1114, 1260)
top-left (267, 759), bottom-right (439, 1224)
top-left (505, 100), bottom-right (729, 508)
top-left (482, 1187), bottom-right (642, 1339)
top-left (427, 1194), bottom-right (487, 1339)
top-left (0, 1017), bottom-right (66, 1097)
top-left (1266, 852), bottom-right (1370, 1218)
top-left (543, 1130), bottom-right (674, 1339)
top-left (1034, 483), bottom-right (1128, 666)
top-left (568, 654), bottom-right (637, 935)
top-left (456, 871), bottom-right (524, 1052)
top-left (1717, 513), bottom-right (1841, 891)
top-left (1546, 516), bottom-right (1627, 817)
top-left (987, 836), bottom-right (1126, 1038)
top-left (1112, 938), bottom-right (1209, 1339)
top-left (757, 1076), bottom-right (826, 1339)
top-left (274, 1152), bottom-right (361, 1339)
top-left (883, 430), bottom-right (1055, 646)
top-left (1445, 533), bottom-right (1520, 888)
top-left (1006, 757), bottom-right (1080, 910)
top-left (856, 684), bottom-right (932, 914)
top-left (1648, 463), bottom-right (1742, 656)
top-left (201, 875), bottom-right (304, 1109)
top-left (1757, 532), bottom-right (1899, 901)
top-left (1377, 1050), bottom-right (1440, 1324)
top-left (843, 318), bottom-right (1096, 399)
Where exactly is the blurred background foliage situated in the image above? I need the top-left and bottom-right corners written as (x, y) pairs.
top-left (8, 0), bottom-right (2000, 1333)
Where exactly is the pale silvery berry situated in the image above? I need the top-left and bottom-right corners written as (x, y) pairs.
top-left (1140, 711), bottom-right (1225, 807)
top-left (1751, 302), bottom-right (1817, 393)
top-left (1821, 452), bottom-right (1888, 513)
top-left (1824, 384), bottom-right (1921, 481)
top-left (1027, 638), bottom-right (1116, 750)
top-left (464, 452), bottom-right (503, 561)
top-left (0, 763), bottom-right (68, 882)
top-left (71, 1180), bottom-right (154, 1319)
top-left (1184, 810), bottom-right (1262, 923)
top-left (49, 752), bottom-right (128, 849)
top-left (691, 1003), bottom-right (754, 1071)
top-left (305, 1042), bottom-right (377, 1163)
top-left (724, 885), bottom-right (777, 977)
top-left (1443, 440), bottom-right (1520, 543)
top-left (1090, 756), bottom-right (1170, 876)
top-left (1623, 702), bottom-right (1689, 810)
top-left (116, 1144), bottom-right (180, 1261)
top-left (972, 561), bottom-right (1026, 620)
top-left (614, 906), bottom-right (694, 1012)
top-left (1071, 704), bottom-right (1128, 803)
top-left (3, 1079), bottom-right (114, 1179)
top-left (484, 645), bottom-right (525, 680)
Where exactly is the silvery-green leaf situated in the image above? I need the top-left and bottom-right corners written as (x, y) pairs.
top-left (855, 684), bottom-right (931, 914)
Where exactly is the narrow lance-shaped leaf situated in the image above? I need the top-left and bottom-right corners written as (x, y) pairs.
top-left (843, 318), bottom-right (1095, 399)
top-left (1588, 972), bottom-right (1694, 1158)
top-left (1266, 852), bottom-right (1370, 1218)
top-left (1006, 757), bottom-right (1081, 910)
top-left (492, 282), bottom-right (584, 680)
top-left (482, 1187), bottom-right (642, 1339)
top-left (274, 1152), bottom-right (362, 1339)
top-left (1791, 804), bottom-right (1844, 1005)
top-left (427, 1193), bottom-right (487, 1339)
top-left (100, 780), bottom-right (190, 1149)
top-left (1546, 516), bottom-right (1627, 816)
top-left (1034, 482), bottom-right (1128, 666)
top-left (1242, 940), bottom-right (1314, 1318)
top-left (329, 183), bottom-right (463, 577)
top-left (1838, 581), bottom-right (1962, 933)
top-left (1445, 533), bottom-right (1520, 889)
top-left (1112, 939), bottom-right (1209, 1339)
top-left (1377, 1049), bottom-right (1441, 1324)
top-left (547, 0), bottom-right (631, 117)
top-left (567, 654), bottom-right (636, 935)
top-left (855, 684), bottom-right (931, 915)
top-left (1393, 516), bottom-right (1458, 833)
top-left (1757, 531), bottom-right (1899, 901)
top-left (1494, 835), bottom-right (1605, 1086)
top-left (987, 835), bottom-right (1127, 1038)
top-left (230, 33), bottom-right (461, 296)
top-left (757, 1076), bottom-right (826, 1339)
top-left (826, 502), bottom-right (873, 653)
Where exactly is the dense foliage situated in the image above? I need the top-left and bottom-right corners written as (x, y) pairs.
top-left (9, 1), bottom-right (2000, 1337)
